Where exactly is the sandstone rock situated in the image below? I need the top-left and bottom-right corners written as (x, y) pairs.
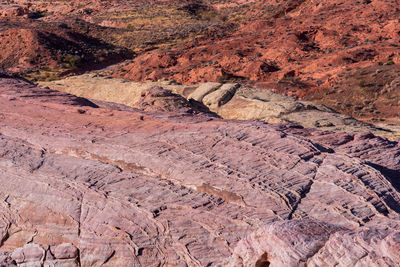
top-left (0, 5), bottom-right (25, 18)
top-left (229, 220), bottom-right (400, 267)
top-left (0, 22), bottom-right (131, 74)
top-left (314, 119), bottom-right (334, 127)
top-left (202, 83), bottom-right (240, 110)
top-left (135, 85), bottom-right (213, 114)
top-left (39, 74), bottom-right (188, 109)
top-left (2, 0), bottom-right (400, 126)
top-left (11, 244), bottom-right (45, 264)
top-left (39, 75), bottom-right (398, 139)
top-left (6, 243), bottom-right (79, 266)
top-left (1, 77), bottom-right (400, 265)
top-left (50, 243), bottom-right (78, 260)
top-left (187, 82), bottom-right (221, 102)
top-left (228, 220), bottom-right (344, 267)
top-left (308, 229), bottom-right (400, 266)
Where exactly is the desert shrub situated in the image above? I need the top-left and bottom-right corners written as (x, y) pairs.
top-left (61, 55), bottom-right (81, 68)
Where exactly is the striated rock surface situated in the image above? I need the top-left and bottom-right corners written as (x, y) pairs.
top-left (308, 228), bottom-right (400, 267)
top-left (229, 220), bottom-right (400, 267)
top-left (2, 76), bottom-right (400, 265)
top-left (40, 74), bottom-right (399, 139)
top-left (228, 220), bottom-right (344, 267)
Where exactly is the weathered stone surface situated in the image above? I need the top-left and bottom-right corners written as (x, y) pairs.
top-left (2, 77), bottom-right (400, 265)
top-left (40, 75), bottom-right (399, 139)
top-left (202, 83), bottom-right (240, 110)
top-left (228, 220), bottom-right (343, 267)
top-left (308, 229), bottom-right (400, 267)
top-left (50, 243), bottom-right (78, 260)
top-left (5, 242), bottom-right (79, 266)
top-left (11, 244), bottom-right (45, 264)
top-left (0, 5), bottom-right (25, 18)
top-left (229, 220), bottom-right (400, 267)
top-left (186, 82), bottom-right (221, 102)
top-left (134, 85), bottom-right (213, 114)
top-left (0, 252), bottom-right (16, 266)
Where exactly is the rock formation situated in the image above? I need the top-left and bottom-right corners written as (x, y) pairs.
top-left (1, 76), bottom-right (400, 266)
top-left (40, 74), bottom-right (399, 139)
top-left (2, 0), bottom-right (400, 124)
top-left (1, 0), bottom-right (400, 265)
top-left (229, 220), bottom-right (400, 267)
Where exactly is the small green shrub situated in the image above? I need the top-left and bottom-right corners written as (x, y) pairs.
top-left (386, 60), bottom-right (395, 65)
top-left (61, 55), bottom-right (81, 69)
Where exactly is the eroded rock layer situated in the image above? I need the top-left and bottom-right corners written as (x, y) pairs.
top-left (40, 74), bottom-right (400, 139)
top-left (1, 77), bottom-right (400, 266)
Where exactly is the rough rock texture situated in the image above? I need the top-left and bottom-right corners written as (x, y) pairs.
top-left (228, 220), bottom-right (344, 267)
top-left (2, 0), bottom-right (400, 125)
top-left (0, 5), bottom-right (25, 18)
top-left (118, 0), bottom-right (400, 91)
top-left (305, 64), bottom-right (400, 125)
top-left (308, 228), bottom-right (400, 267)
top-left (4, 243), bottom-right (79, 266)
top-left (229, 220), bottom-right (400, 267)
top-left (1, 76), bottom-right (400, 265)
top-left (0, 19), bottom-right (131, 75)
top-left (40, 74), bottom-right (399, 139)
top-left (135, 85), bottom-right (213, 114)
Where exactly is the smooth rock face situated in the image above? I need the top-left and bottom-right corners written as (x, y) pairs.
top-left (1, 76), bottom-right (400, 266)
top-left (202, 83), bottom-right (240, 110)
top-left (187, 82), bottom-right (221, 102)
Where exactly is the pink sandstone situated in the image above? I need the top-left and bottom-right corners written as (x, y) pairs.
top-left (0, 76), bottom-right (399, 266)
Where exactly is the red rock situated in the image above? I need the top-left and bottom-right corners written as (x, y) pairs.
top-left (0, 5), bottom-right (25, 18)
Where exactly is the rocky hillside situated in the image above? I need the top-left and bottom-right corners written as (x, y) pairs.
top-left (1, 0), bottom-right (400, 123)
top-left (0, 19), bottom-right (132, 80)
top-left (118, 0), bottom-right (400, 87)
top-left (1, 75), bottom-right (400, 266)
top-left (0, 0), bottom-right (235, 78)
top-left (114, 0), bottom-right (400, 124)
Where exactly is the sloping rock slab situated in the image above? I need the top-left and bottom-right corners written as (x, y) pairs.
top-left (1, 77), bottom-right (400, 266)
